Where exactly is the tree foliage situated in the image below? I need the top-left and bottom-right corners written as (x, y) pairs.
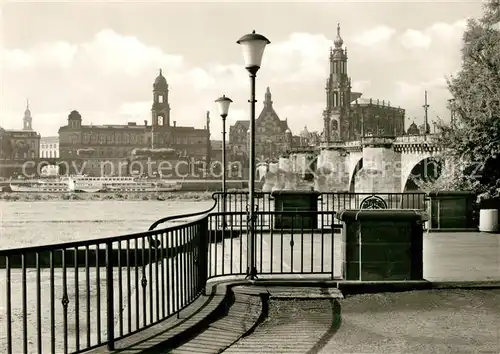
top-left (437, 0), bottom-right (500, 201)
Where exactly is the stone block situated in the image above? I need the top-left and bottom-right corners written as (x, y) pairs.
top-left (272, 190), bottom-right (321, 229)
top-left (338, 209), bottom-right (425, 281)
top-left (427, 191), bottom-right (477, 231)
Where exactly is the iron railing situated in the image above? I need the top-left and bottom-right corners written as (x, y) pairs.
top-left (212, 191), bottom-right (427, 228)
top-left (0, 199), bottom-right (217, 354)
top-left (206, 210), bottom-right (340, 279)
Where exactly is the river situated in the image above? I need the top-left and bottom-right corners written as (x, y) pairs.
top-left (0, 199), bottom-right (215, 250)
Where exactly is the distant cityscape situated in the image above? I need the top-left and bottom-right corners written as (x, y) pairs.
top-left (0, 25), bottom-right (433, 179)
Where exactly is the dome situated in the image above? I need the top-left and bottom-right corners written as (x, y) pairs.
top-left (68, 110), bottom-right (82, 120)
top-left (334, 23), bottom-right (344, 48)
top-left (407, 121), bottom-right (419, 135)
top-left (153, 69), bottom-right (168, 90)
top-left (285, 128), bottom-right (292, 134)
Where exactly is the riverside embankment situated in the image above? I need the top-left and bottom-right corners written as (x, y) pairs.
top-left (0, 191), bottom-right (237, 202)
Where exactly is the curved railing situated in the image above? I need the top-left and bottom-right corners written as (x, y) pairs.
top-left (148, 195), bottom-right (218, 231)
top-left (0, 205), bottom-right (214, 354)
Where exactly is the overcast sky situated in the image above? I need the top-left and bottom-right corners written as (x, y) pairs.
top-left (0, 1), bottom-right (484, 139)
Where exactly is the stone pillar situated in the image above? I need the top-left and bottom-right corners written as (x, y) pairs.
top-left (316, 148), bottom-right (349, 192)
top-left (338, 209), bottom-right (427, 281)
top-left (355, 137), bottom-right (400, 194)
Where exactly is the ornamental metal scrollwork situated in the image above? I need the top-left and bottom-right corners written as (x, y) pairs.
top-left (360, 195), bottom-right (388, 209)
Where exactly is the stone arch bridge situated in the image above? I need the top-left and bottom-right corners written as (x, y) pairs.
top-left (269, 134), bottom-right (448, 193)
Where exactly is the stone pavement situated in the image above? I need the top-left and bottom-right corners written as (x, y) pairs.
top-left (223, 289), bottom-right (500, 354)
top-left (422, 231), bottom-right (500, 281)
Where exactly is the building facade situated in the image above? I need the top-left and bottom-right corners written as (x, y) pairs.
top-left (322, 24), bottom-right (405, 142)
top-left (40, 136), bottom-right (59, 158)
top-left (229, 87), bottom-right (294, 162)
top-left (0, 127), bottom-right (9, 160)
top-left (4, 101), bottom-right (41, 160)
top-left (58, 70), bottom-right (210, 176)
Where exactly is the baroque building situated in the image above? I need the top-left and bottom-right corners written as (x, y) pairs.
top-left (40, 136), bottom-right (59, 158)
top-left (322, 24), bottom-right (405, 142)
top-left (229, 87), bottom-right (293, 162)
top-left (58, 70), bottom-right (210, 176)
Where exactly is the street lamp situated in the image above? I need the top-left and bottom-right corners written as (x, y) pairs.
top-left (237, 30), bottom-right (270, 280)
top-left (215, 94), bottom-right (233, 228)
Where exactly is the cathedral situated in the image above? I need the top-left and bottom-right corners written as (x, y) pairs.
top-left (322, 24), bottom-right (406, 142)
top-left (229, 87), bottom-right (294, 163)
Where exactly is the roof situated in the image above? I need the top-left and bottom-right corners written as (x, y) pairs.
top-left (352, 97), bottom-right (401, 109)
top-left (40, 136), bottom-right (59, 142)
top-left (232, 120), bottom-right (250, 130)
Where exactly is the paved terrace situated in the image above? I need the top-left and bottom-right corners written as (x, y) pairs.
top-left (81, 230), bottom-right (499, 353)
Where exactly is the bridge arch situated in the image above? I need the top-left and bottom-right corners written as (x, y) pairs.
top-left (402, 156), bottom-right (443, 192)
top-left (348, 158), bottom-right (363, 192)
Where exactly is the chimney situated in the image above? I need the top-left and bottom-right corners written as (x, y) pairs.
top-left (174, 121), bottom-right (176, 127)
top-left (144, 120), bottom-right (148, 126)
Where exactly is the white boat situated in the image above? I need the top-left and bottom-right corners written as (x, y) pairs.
top-left (65, 175), bottom-right (182, 193)
top-left (10, 179), bottom-right (75, 193)
top-left (102, 180), bottom-right (183, 193)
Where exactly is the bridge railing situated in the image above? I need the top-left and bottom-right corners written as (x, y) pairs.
top-left (0, 201), bottom-right (216, 354)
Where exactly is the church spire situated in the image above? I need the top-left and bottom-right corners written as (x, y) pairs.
top-left (264, 86), bottom-right (273, 107)
top-left (23, 98), bottom-right (33, 131)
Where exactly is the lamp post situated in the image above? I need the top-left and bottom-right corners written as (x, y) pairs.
top-left (237, 30), bottom-right (270, 280)
top-left (215, 94), bottom-right (233, 228)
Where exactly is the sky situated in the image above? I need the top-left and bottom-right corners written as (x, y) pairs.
top-left (0, 1), bottom-right (485, 140)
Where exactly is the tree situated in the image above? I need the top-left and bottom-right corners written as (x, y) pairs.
top-left (437, 0), bottom-right (500, 203)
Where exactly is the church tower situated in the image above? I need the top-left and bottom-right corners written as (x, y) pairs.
top-left (323, 24), bottom-right (351, 142)
top-left (23, 99), bottom-right (33, 131)
top-left (151, 69), bottom-right (171, 127)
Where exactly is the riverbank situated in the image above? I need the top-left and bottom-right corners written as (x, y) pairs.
top-left (0, 191), bottom-right (234, 202)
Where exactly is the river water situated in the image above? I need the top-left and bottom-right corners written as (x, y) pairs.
top-left (0, 199), bottom-right (215, 250)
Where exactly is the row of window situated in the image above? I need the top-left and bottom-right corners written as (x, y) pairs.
top-left (14, 152), bottom-right (36, 159)
top-left (65, 133), bottom-right (204, 146)
top-left (40, 151), bottom-right (59, 158)
top-left (41, 144), bottom-right (58, 149)
top-left (11, 140), bottom-right (37, 149)
top-left (63, 147), bottom-right (207, 158)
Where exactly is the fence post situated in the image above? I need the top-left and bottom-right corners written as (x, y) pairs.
top-left (198, 218), bottom-right (209, 296)
top-left (105, 242), bottom-right (115, 350)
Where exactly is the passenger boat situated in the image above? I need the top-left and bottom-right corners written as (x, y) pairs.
top-left (10, 179), bottom-right (75, 193)
top-left (101, 180), bottom-right (183, 193)
top-left (67, 175), bottom-right (182, 193)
